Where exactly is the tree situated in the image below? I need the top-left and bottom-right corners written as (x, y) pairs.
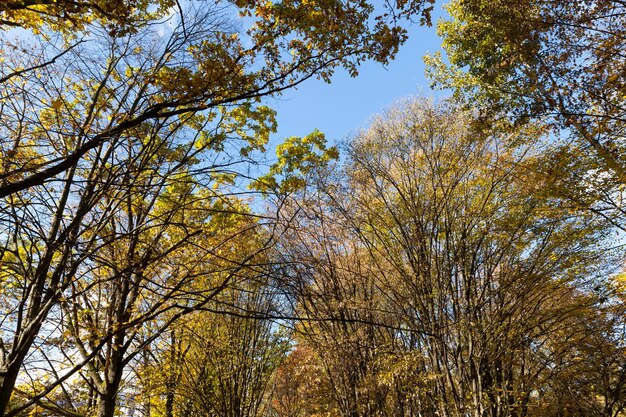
top-left (284, 220), bottom-right (399, 417)
top-left (272, 344), bottom-right (335, 417)
top-left (0, 40), bottom-right (275, 412)
top-left (0, 0), bottom-right (434, 199)
top-left (61, 193), bottom-right (271, 417)
top-left (534, 302), bottom-right (626, 417)
top-left (139, 273), bottom-right (288, 417)
top-left (0, 0), bottom-right (175, 33)
top-left (0, 102), bottom-right (275, 417)
top-left (338, 99), bottom-right (618, 417)
top-left (270, 98), bottom-right (620, 417)
top-left (426, 0), bottom-right (626, 184)
top-left (183, 289), bottom-right (287, 417)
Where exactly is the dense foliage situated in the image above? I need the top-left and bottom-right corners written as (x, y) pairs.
top-left (271, 99), bottom-right (626, 417)
top-left (0, 1), bottom-right (625, 417)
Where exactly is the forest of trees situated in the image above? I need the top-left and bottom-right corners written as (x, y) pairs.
top-left (0, 1), bottom-right (625, 417)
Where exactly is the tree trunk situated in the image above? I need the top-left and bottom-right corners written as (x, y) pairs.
top-left (164, 389), bottom-right (175, 417)
top-left (0, 317), bottom-right (49, 417)
top-left (97, 392), bottom-right (118, 417)
top-left (0, 363), bottom-right (21, 417)
top-left (96, 344), bottom-right (125, 417)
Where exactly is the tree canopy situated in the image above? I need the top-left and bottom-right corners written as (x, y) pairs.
top-left (0, 0), bottom-right (436, 415)
top-left (427, 0), bottom-right (626, 182)
top-left (270, 98), bottom-right (625, 417)
top-left (1, 1), bottom-right (625, 416)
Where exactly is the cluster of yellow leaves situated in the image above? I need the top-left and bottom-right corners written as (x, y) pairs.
top-left (252, 129), bottom-right (339, 193)
top-left (0, 0), bottom-right (175, 35)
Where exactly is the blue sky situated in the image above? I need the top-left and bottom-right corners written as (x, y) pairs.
top-left (267, 1), bottom-right (448, 148)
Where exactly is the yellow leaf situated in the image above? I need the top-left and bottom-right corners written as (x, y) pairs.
top-left (51, 98), bottom-right (63, 110)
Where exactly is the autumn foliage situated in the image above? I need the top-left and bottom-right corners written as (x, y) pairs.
top-left (0, 1), bottom-right (625, 417)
